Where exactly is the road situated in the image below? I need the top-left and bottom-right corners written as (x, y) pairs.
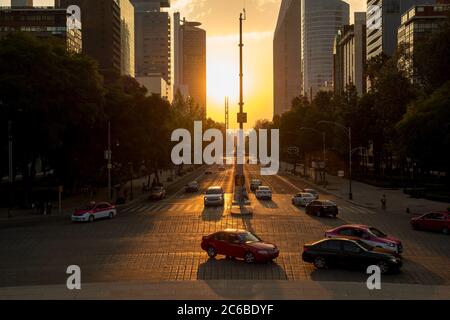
top-left (0, 163), bottom-right (449, 294)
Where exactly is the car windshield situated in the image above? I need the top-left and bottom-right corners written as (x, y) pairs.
top-left (355, 240), bottom-right (373, 251)
top-left (369, 227), bottom-right (387, 238)
top-left (206, 188), bottom-right (222, 195)
top-left (152, 187), bottom-right (163, 191)
top-left (239, 232), bottom-right (262, 243)
top-left (259, 187), bottom-right (270, 190)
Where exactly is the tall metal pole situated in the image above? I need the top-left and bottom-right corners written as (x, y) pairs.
top-left (349, 127), bottom-right (353, 200)
top-left (107, 121), bottom-right (112, 201)
top-left (236, 10), bottom-right (246, 204)
top-left (8, 120), bottom-right (13, 219)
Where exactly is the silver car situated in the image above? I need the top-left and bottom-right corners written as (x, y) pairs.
top-left (204, 186), bottom-right (225, 206)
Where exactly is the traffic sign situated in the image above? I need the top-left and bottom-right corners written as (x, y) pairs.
top-left (237, 112), bottom-right (247, 124)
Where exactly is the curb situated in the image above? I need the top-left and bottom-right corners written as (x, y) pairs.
top-left (281, 172), bottom-right (378, 210)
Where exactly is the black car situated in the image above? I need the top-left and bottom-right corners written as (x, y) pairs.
top-left (302, 238), bottom-right (402, 274)
top-left (306, 200), bottom-right (338, 218)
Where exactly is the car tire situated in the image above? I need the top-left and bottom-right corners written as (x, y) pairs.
top-left (244, 252), bottom-right (255, 264)
top-left (442, 227), bottom-right (449, 235)
top-left (316, 210), bottom-right (323, 218)
top-left (109, 212), bottom-right (114, 219)
top-left (377, 261), bottom-right (389, 274)
top-left (313, 256), bottom-right (326, 269)
top-left (207, 247), bottom-right (217, 258)
top-left (89, 215), bottom-right (94, 223)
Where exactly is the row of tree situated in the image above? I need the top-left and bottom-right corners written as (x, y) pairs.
top-left (0, 32), bottom-right (223, 205)
top-left (259, 18), bottom-right (450, 186)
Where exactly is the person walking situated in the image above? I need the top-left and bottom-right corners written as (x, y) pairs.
top-left (381, 194), bottom-right (387, 210)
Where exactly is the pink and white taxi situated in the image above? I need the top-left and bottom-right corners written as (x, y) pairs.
top-left (325, 224), bottom-right (403, 255)
top-left (71, 202), bottom-right (117, 223)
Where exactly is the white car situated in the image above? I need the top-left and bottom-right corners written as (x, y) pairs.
top-left (204, 186), bottom-right (225, 206)
top-left (301, 188), bottom-right (319, 199)
top-left (71, 202), bottom-right (117, 222)
top-left (292, 193), bottom-right (316, 206)
top-left (255, 186), bottom-right (272, 200)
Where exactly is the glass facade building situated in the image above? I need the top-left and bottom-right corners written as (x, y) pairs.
top-left (301, 0), bottom-right (349, 99)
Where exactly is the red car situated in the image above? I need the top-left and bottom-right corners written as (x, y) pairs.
top-left (201, 229), bottom-right (279, 263)
top-left (325, 224), bottom-right (403, 255)
top-left (410, 211), bottom-right (450, 235)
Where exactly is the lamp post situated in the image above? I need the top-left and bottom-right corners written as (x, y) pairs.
top-left (107, 121), bottom-right (112, 201)
top-left (128, 162), bottom-right (134, 201)
top-left (8, 120), bottom-right (13, 219)
top-left (318, 121), bottom-right (352, 200)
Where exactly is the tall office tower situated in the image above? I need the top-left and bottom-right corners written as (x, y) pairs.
top-left (273, 0), bottom-right (302, 117)
top-left (173, 13), bottom-right (207, 117)
top-left (133, 0), bottom-right (171, 100)
top-left (333, 12), bottom-right (367, 96)
top-left (398, 3), bottom-right (450, 82)
top-left (119, 0), bottom-right (135, 77)
top-left (11, 0), bottom-right (33, 7)
top-left (301, 0), bottom-right (349, 100)
top-left (0, 6), bottom-right (82, 53)
top-left (57, 0), bottom-right (122, 74)
top-left (366, 0), bottom-right (435, 62)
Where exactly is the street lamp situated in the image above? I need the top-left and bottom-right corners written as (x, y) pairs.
top-left (128, 162), bottom-right (134, 201)
top-left (318, 121), bottom-right (352, 200)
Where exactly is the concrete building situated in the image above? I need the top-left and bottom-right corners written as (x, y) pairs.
top-left (119, 0), bottom-right (135, 77)
top-left (133, 0), bottom-right (171, 100)
top-left (273, 0), bottom-right (302, 116)
top-left (136, 74), bottom-right (170, 100)
top-left (174, 13), bottom-right (207, 117)
top-left (333, 12), bottom-right (367, 95)
top-left (11, 0), bottom-right (33, 6)
top-left (301, 0), bottom-right (349, 100)
top-left (0, 6), bottom-right (82, 53)
top-left (57, 0), bottom-right (122, 74)
top-left (366, 0), bottom-right (435, 61)
top-left (398, 2), bottom-right (450, 81)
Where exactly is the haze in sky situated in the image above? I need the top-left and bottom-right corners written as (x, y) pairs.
top-left (0, 0), bottom-right (367, 127)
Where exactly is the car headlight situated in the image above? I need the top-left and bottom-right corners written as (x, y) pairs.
top-left (390, 257), bottom-right (398, 263)
top-left (258, 250), bottom-right (269, 255)
top-left (388, 243), bottom-right (396, 247)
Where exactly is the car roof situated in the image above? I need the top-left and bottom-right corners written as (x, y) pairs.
top-left (258, 186), bottom-right (270, 189)
top-left (309, 237), bottom-right (355, 246)
top-left (335, 224), bottom-right (369, 230)
top-left (222, 229), bottom-right (248, 234)
top-left (208, 186), bottom-right (222, 190)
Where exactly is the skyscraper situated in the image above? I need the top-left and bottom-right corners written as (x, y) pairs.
top-left (174, 13), bottom-right (207, 117)
top-left (301, 0), bottom-right (349, 99)
top-left (273, 0), bottom-right (302, 116)
top-left (133, 0), bottom-right (171, 99)
top-left (57, 0), bottom-right (122, 74)
top-left (333, 12), bottom-right (367, 95)
top-left (366, 0), bottom-right (435, 61)
top-left (119, 0), bottom-right (135, 77)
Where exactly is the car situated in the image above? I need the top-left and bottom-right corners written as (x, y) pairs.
top-left (325, 224), bottom-right (403, 255)
top-left (302, 238), bottom-right (402, 274)
top-left (410, 211), bottom-right (450, 235)
top-left (204, 186), bottom-right (225, 206)
top-left (292, 193), bottom-right (316, 206)
top-left (205, 169), bottom-right (213, 175)
top-left (201, 229), bottom-right (279, 263)
top-left (255, 186), bottom-right (272, 200)
top-left (71, 202), bottom-right (116, 222)
top-left (185, 181), bottom-right (199, 193)
top-left (149, 186), bottom-right (166, 200)
top-left (250, 179), bottom-right (262, 191)
top-left (305, 200), bottom-right (338, 218)
top-left (218, 166), bottom-right (226, 171)
top-left (301, 188), bottom-right (319, 199)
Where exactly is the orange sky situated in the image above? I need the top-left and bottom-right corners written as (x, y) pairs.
top-left (2, 0), bottom-right (367, 127)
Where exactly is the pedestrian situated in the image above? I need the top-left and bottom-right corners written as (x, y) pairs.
top-left (381, 194), bottom-right (387, 210)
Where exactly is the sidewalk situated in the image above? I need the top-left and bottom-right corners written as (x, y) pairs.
top-left (280, 164), bottom-right (448, 214)
top-left (1, 280), bottom-right (449, 300)
top-left (0, 166), bottom-right (198, 222)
